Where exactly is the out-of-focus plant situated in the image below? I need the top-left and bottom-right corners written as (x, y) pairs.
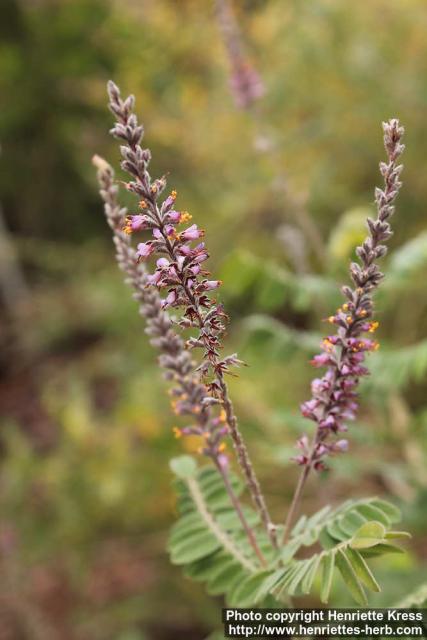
top-left (93, 82), bottom-right (414, 612)
top-left (214, 0), bottom-right (326, 266)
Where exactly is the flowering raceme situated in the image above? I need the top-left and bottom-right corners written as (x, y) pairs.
top-left (215, 0), bottom-right (265, 110)
top-left (105, 81), bottom-right (277, 550)
top-left (93, 154), bottom-right (269, 565)
top-left (93, 155), bottom-right (230, 463)
top-left (295, 119), bottom-right (405, 472)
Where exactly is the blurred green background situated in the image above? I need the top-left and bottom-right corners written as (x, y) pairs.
top-left (1, 0), bottom-right (427, 638)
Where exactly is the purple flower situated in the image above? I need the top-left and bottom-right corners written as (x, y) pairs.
top-left (123, 214), bottom-right (150, 233)
top-left (166, 210), bottom-right (182, 223)
top-left (146, 271), bottom-right (162, 286)
top-left (162, 289), bottom-right (177, 308)
top-left (180, 224), bottom-right (204, 241)
top-left (332, 439), bottom-right (349, 452)
top-left (136, 242), bottom-right (155, 260)
top-left (157, 257), bottom-right (169, 269)
top-left (300, 399), bottom-right (318, 419)
top-left (204, 280), bottom-right (222, 291)
top-left (311, 353), bottom-right (333, 367)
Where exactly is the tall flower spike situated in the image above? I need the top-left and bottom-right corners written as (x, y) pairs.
top-left (93, 155), bottom-right (267, 567)
top-left (215, 0), bottom-right (265, 110)
top-left (282, 119), bottom-right (405, 542)
top-left (106, 81), bottom-right (277, 549)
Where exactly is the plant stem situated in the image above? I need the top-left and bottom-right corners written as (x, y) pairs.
top-left (282, 463), bottom-right (311, 545)
top-left (215, 457), bottom-right (267, 568)
top-left (218, 376), bottom-right (278, 550)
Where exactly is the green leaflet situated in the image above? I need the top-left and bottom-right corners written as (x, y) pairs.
top-left (355, 504), bottom-right (390, 527)
top-left (216, 507), bottom-right (260, 531)
top-left (350, 520), bottom-right (386, 549)
top-left (168, 512), bottom-right (205, 548)
top-left (338, 511), bottom-right (366, 537)
top-left (327, 517), bottom-right (348, 542)
top-left (287, 559), bottom-right (312, 596)
top-left (358, 542), bottom-right (405, 557)
top-left (170, 530), bottom-right (221, 565)
top-left (320, 550), bottom-right (335, 603)
top-left (206, 561), bottom-right (248, 596)
top-left (301, 553), bottom-right (322, 594)
top-left (275, 564), bottom-right (303, 599)
top-left (384, 530), bottom-right (412, 540)
top-left (183, 552), bottom-right (227, 582)
top-left (255, 568), bottom-right (287, 603)
top-left (370, 498), bottom-right (401, 522)
top-left (227, 571), bottom-right (272, 607)
top-left (335, 549), bottom-right (367, 606)
top-left (345, 548), bottom-right (380, 593)
top-left (318, 528), bottom-right (337, 550)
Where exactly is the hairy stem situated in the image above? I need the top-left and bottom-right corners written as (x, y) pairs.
top-left (215, 458), bottom-right (267, 568)
top-left (282, 463), bottom-right (310, 545)
top-left (218, 376), bottom-right (278, 549)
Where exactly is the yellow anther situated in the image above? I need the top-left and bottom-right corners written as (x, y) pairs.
top-left (342, 303), bottom-right (349, 312)
top-left (346, 316), bottom-right (353, 324)
top-left (322, 339), bottom-right (333, 352)
top-left (173, 427), bottom-right (182, 439)
top-left (328, 316), bottom-right (336, 324)
top-left (369, 321), bottom-right (379, 333)
top-left (180, 211), bottom-right (192, 223)
top-left (171, 190), bottom-right (177, 200)
top-left (139, 199), bottom-right (147, 209)
top-left (219, 409), bottom-right (227, 423)
top-left (218, 442), bottom-right (226, 453)
top-left (358, 309), bottom-right (368, 317)
top-left (373, 341), bottom-right (380, 351)
top-left (150, 184), bottom-right (157, 194)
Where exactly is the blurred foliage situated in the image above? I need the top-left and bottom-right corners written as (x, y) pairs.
top-left (1, 0), bottom-right (427, 638)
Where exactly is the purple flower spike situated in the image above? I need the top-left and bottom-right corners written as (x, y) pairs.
top-left (294, 119), bottom-right (405, 471)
